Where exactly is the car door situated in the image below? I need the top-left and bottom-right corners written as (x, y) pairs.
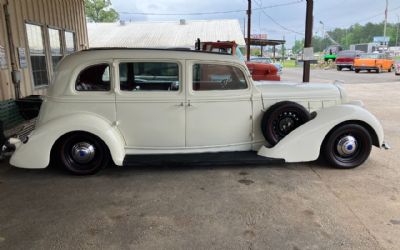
top-left (115, 60), bottom-right (186, 149)
top-left (185, 61), bottom-right (253, 149)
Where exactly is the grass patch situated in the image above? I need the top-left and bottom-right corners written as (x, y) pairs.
top-left (282, 60), bottom-right (298, 68)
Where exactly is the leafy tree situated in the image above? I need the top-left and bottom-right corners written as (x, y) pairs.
top-left (85, 0), bottom-right (119, 22)
top-left (293, 21), bottom-right (400, 53)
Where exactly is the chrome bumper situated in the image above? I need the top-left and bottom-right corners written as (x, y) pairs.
top-left (382, 142), bottom-right (390, 150)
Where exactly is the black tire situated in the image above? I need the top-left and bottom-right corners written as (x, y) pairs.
top-left (388, 66), bottom-right (392, 72)
top-left (336, 66), bottom-right (342, 71)
top-left (355, 69), bottom-right (360, 73)
top-left (58, 132), bottom-right (110, 175)
top-left (322, 124), bottom-right (372, 169)
top-left (262, 101), bottom-right (311, 146)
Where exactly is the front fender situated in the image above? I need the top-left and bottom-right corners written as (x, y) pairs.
top-left (10, 113), bottom-right (126, 169)
top-left (258, 104), bottom-right (384, 162)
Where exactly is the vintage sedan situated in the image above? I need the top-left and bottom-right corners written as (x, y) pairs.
top-left (8, 48), bottom-right (388, 174)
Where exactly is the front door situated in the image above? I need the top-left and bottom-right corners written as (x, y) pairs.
top-left (115, 60), bottom-right (186, 150)
top-left (185, 61), bottom-right (253, 150)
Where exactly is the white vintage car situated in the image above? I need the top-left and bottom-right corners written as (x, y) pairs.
top-left (9, 48), bottom-right (388, 174)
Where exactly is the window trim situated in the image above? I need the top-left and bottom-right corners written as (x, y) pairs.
top-left (47, 27), bottom-right (63, 72)
top-left (115, 59), bottom-right (183, 96)
top-left (24, 21), bottom-right (50, 89)
top-left (64, 30), bottom-right (76, 54)
top-left (74, 62), bottom-right (113, 92)
top-left (190, 62), bottom-right (250, 93)
top-left (71, 61), bottom-right (114, 94)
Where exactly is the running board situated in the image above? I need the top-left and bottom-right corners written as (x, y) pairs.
top-left (123, 151), bottom-right (285, 167)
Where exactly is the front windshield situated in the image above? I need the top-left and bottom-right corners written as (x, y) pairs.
top-left (236, 47), bottom-right (245, 62)
top-left (359, 53), bottom-right (380, 59)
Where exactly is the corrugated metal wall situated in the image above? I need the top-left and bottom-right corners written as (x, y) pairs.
top-left (0, 0), bottom-right (88, 100)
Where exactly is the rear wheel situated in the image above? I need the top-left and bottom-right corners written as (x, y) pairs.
top-left (58, 132), bottom-right (110, 175)
top-left (355, 69), bottom-right (360, 73)
top-left (322, 124), bottom-right (372, 169)
top-left (336, 66), bottom-right (342, 71)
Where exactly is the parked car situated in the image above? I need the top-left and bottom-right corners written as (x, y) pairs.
top-left (353, 53), bottom-right (394, 73)
top-left (335, 50), bottom-right (364, 71)
top-left (395, 60), bottom-right (400, 75)
top-left (7, 48), bottom-right (388, 175)
top-left (250, 56), bottom-right (283, 75)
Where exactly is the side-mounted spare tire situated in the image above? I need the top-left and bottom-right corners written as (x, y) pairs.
top-left (261, 101), bottom-right (312, 146)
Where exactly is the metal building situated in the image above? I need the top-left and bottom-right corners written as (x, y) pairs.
top-left (0, 0), bottom-right (88, 101)
top-left (87, 19), bottom-right (246, 48)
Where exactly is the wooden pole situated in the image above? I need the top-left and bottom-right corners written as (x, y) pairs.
top-left (303, 0), bottom-right (313, 83)
top-left (246, 0), bottom-right (251, 61)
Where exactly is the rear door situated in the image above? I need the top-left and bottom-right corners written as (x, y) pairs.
top-left (115, 60), bottom-right (186, 149)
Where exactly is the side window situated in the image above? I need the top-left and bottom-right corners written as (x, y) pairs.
top-left (76, 64), bottom-right (111, 91)
top-left (119, 62), bottom-right (179, 91)
top-left (193, 64), bottom-right (247, 91)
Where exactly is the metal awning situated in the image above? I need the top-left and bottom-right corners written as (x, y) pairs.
top-left (245, 38), bottom-right (285, 46)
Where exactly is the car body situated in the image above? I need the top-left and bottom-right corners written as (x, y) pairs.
top-left (395, 60), bottom-right (400, 75)
top-left (354, 53), bottom-right (394, 73)
top-left (250, 56), bottom-right (283, 75)
top-left (9, 48), bottom-right (387, 174)
top-left (335, 50), bottom-right (364, 71)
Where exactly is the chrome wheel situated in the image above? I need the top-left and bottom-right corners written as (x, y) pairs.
top-left (59, 132), bottom-right (109, 175)
top-left (71, 142), bottom-right (96, 164)
top-left (323, 124), bottom-right (372, 169)
top-left (336, 135), bottom-right (357, 157)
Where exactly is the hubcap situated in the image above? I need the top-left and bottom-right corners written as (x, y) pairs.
top-left (336, 135), bottom-right (357, 157)
top-left (71, 142), bottom-right (95, 164)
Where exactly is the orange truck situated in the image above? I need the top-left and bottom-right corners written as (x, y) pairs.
top-left (197, 40), bottom-right (280, 81)
top-left (353, 53), bottom-right (394, 73)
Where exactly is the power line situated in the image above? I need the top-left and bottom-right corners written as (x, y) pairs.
top-left (118, 0), bottom-right (303, 16)
top-left (354, 4), bottom-right (400, 24)
top-left (253, 0), bottom-right (304, 35)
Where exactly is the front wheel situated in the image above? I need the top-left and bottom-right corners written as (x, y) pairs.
top-left (322, 124), bottom-right (372, 169)
top-left (58, 132), bottom-right (110, 175)
top-left (355, 69), bottom-right (360, 73)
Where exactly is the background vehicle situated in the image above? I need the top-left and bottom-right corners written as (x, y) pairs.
top-left (250, 56), bottom-right (283, 75)
top-left (354, 53), bottom-right (394, 73)
top-left (335, 50), bottom-right (364, 71)
top-left (395, 60), bottom-right (400, 75)
top-left (323, 45), bottom-right (342, 62)
top-left (198, 40), bottom-right (280, 81)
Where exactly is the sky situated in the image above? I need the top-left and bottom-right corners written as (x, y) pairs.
top-left (109, 0), bottom-right (400, 47)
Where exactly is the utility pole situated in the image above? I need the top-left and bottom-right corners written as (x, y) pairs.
top-left (384, 0), bottom-right (388, 47)
top-left (396, 14), bottom-right (399, 46)
top-left (303, 0), bottom-right (313, 83)
top-left (246, 0), bottom-right (251, 61)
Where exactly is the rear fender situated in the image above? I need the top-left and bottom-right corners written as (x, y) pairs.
top-left (10, 113), bottom-right (125, 169)
top-left (257, 104), bottom-right (384, 162)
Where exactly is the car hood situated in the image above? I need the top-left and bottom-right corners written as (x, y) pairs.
top-left (255, 81), bottom-right (342, 100)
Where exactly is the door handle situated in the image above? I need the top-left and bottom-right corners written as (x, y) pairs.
top-left (187, 100), bottom-right (193, 107)
top-left (175, 102), bottom-right (184, 107)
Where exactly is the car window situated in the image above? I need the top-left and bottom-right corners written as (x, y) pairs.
top-left (75, 64), bottom-right (111, 91)
top-left (193, 64), bottom-right (247, 91)
top-left (119, 62), bottom-right (179, 91)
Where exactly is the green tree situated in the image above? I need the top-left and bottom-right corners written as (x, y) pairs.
top-left (85, 0), bottom-right (119, 22)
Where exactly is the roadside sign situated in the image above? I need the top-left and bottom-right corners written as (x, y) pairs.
top-left (18, 47), bottom-right (28, 69)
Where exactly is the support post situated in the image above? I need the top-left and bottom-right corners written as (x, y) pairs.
top-left (303, 0), bottom-right (313, 83)
top-left (246, 0), bottom-right (251, 61)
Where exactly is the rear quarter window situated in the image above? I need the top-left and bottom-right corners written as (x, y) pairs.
top-left (75, 64), bottom-right (111, 91)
